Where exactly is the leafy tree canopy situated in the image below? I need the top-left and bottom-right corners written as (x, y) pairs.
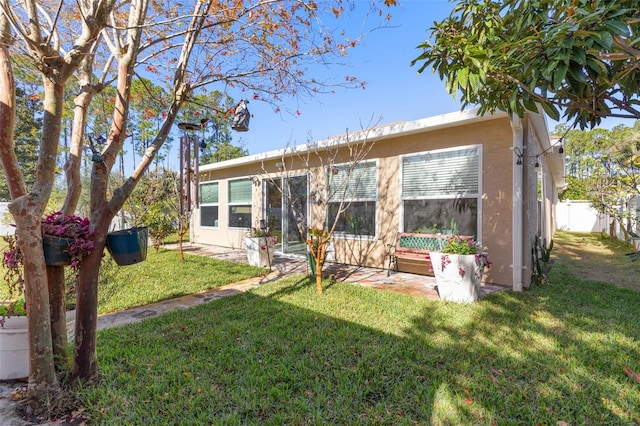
top-left (413, 0), bottom-right (640, 129)
top-left (0, 86), bottom-right (41, 200)
top-left (557, 121), bottom-right (640, 238)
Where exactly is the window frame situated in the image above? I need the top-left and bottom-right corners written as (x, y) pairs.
top-left (227, 177), bottom-right (253, 229)
top-left (199, 181), bottom-right (220, 228)
top-left (400, 144), bottom-right (482, 238)
top-left (327, 159), bottom-right (378, 239)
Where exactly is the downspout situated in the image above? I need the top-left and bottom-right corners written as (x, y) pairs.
top-left (510, 115), bottom-right (524, 292)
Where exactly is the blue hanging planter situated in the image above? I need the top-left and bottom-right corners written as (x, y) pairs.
top-left (106, 227), bottom-right (148, 266)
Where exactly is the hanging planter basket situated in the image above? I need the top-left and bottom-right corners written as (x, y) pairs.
top-left (106, 226), bottom-right (148, 266)
top-left (43, 236), bottom-right (74, 266)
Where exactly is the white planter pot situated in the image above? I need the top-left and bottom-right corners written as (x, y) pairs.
top-left (0, 315), bottom-right (28, 380)
top-left (243, 236), bottom-right (277, 268)
top-left (430, 252), bottom-right (485, 303)
top-left (0, 310), bottom-right (76, 381)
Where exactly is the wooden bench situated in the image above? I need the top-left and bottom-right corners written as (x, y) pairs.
top-left (385, 233), bottom-right (472, 276)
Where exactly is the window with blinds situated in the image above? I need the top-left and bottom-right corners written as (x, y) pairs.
top-left (200, 182), bottom-right (219, 227)
top-left (328, 161), bottom-right (377, 236)
top-left (401, 146), bottom-right (481, 236)
top-left (228, 178), bottom-right (252, 228)
top-left (200, 182), bottom-right (219, 204)
top-left (228, 179), bottom-right (252, 203)
top-left (402, 147), bottom-right (479, 198)
top-left (329, 161), bottom-right (377, 201)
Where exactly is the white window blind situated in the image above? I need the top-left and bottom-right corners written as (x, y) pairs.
top-left (402, 147), bottom-right (479, 198)
top-left (329, 161), bottom-right (377, 201)
top-left (228, 179), bottom-right (252, 203)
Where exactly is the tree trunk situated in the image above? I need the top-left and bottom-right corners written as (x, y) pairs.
top-left (71, 237), bottom-right (106, 383)
top-left (47, 266), bottom-right (68, 372)
top-left (10, 204), bottom-right (60, 403)
top-left (314, 243), bottom-right (326, 295)
top-left (18, 75), bottom-right (66, 405)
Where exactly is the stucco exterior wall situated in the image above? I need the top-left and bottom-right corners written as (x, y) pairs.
top-left (193, 114), bottom-right (520, 286)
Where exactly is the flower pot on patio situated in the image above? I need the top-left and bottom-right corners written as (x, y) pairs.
top-left (243, 236), bottom-right (277, 268)
top-left (107, 227), bottom-right (149, 266)
top-left (430, 252), bottom-right (487, 303)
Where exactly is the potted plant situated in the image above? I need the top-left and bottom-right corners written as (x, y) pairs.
top-left (40, 211), bottom-right (95, 267)
top-left (243, 224), bottom-right (277, 269)
top-left (1, 212), bottom-right (91, 379)
top-left (106, 226), bottom-right (149, 266)
top-left (0, 297), bottom-right (76, 380)
top-left (428, 235), bottom-right (491, 303)
top-left (2, 211), bottom-right (95, 285)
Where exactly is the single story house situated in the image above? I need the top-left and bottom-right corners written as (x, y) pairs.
top-left (190, 108), bottom-right (565, 291)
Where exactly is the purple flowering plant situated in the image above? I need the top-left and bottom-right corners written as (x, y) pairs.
top-left (2, 212), bottom-right (95, 322)
top-left (40, 211), bottom-right (96, 269)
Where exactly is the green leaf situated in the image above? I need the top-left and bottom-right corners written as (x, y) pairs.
top-left (522, 94), bottom-right (537, 112)
top-left (604, 20), bottom-right (631, 37)
top-left (542, 61), bottom-right (558, 80)
top-left (567, 63), bottom-right (589, 84)
top-left (553, 62), bottom-right (568, 88)
top-left (585, 56), bottom-right (609, 75)
top-left (540, 101), bottom-right (560, 121)
top-left (595, 31), bottom-right (614, 50)
top-left (458, 67), bottom-right (469, 90)
top-left (571, 47), bottom-right (586, 65)
top-left (468, 73), bottom-right (480, 93)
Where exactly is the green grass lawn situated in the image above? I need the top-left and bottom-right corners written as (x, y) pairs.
top-left (95, 248), bottom-right (266, 314)
top-left (80, 258), bottom-right (640, 424)
top-left (1, 246), bottom-right (267, 314)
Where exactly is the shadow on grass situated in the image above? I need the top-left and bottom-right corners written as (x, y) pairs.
top-left (84, 270), bottom-right (640, 424)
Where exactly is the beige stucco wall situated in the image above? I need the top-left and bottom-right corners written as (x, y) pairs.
top-left (193, 115), bottom-right (520, 286)
top-left (321, 117), bottom-right (516, 285)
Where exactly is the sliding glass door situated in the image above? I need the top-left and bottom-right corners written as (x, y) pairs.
top-left (265, 175), bottom-right (308, 256)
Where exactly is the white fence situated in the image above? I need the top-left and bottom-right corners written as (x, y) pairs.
top-left (557, 200), bottom-right (640, 251)
top-left (556, 201), bottom-right (608, 233)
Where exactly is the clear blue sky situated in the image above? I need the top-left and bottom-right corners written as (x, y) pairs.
top-left (168, 0), bottom-right (631, 169)
top-left (231, 0), bottom-right (461, 156)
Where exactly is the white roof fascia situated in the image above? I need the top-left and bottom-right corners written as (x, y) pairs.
top-left (198, 108), bottom-right (510, 172)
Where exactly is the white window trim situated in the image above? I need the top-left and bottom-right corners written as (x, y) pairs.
top-left (327, 159), bottom-right (378, 240)
top-left (199, 181), bottom-right (220, 228)
top-left (227, 177), bottom-right (254, 230)
top-left (399, 144), bottom-right (483, 240)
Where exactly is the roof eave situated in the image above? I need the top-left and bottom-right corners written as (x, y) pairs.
top-left (199, 108), bottom-right (509, 172)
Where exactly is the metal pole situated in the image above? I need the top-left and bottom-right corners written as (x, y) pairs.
top-left (178, 122), bottom-right (202, 214)
top-left (186, 133), bottom-right (191, 212)
top-left (179, 135), bottom-right (185, 216)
